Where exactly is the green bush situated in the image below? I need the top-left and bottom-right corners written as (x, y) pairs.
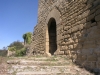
top-left (15, 48), bottom-right (27, 56)
top-left (8, 41), bottom-right (27, 57)
top-left (8, 46), bottom-right (16, 51)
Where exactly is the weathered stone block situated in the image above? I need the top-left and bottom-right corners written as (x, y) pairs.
top-left (69, 45), bottom-right (74, 49)
top-left (81, 10), bottom-right (90, 19)
top-left (64, 51), bottom-right (69, 55)
top-left (58, 51), bottom-right (64, 55)
top-left (95, 14), bottom-right (100, 21)
top-left (76, 49), bottom-right (81, 54)
top-left (64, 34), bottom-right (70, 39)
top-left (74, 39), bottom-right (78, 43)
top-left (91, 22), bottom-right (96, 27)
top-left (73, 44), bottom-right (78, 48)
top-left (91, 62), bottom-right (96, 69)
top-left (71, 26), bottom-right (78, 32)
top-left (77, 44), bottom-right (83, 49)
top-left (96, 8), bottom-right (100, 15)
top-left (96, 62), bottom-right (100, 68)
top-left (86, 22), bottom-right (91, 28)
top-left (87, 55), bottom-right (97, 61)
top-left (87, 13), bottom-right (95, 22)
top-left (83, 44), bottom-right (96, 49)
top-left (80, 18), bottom-right (86, 24)
top-left (87, 0), bottom-right (94, 4)
top-left (93, 0), bottom-right (100, 7)
top-left (68, 38), bottom-right (74, 44)
top-left (79, 55), bottom-right (87, 61)
top-left (94, 47), bottom-right (100, 55)
top-left (78, 24), bottom-right (84, 30)
top-left (81, 48), bottom-right (93, 55)
top-left (97, 21), bottom-right (100, 28)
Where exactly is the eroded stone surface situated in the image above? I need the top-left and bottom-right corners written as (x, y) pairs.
top-left (27, 0), bottom-right (100, 73)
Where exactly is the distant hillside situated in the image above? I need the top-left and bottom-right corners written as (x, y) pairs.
top-left (0, 50), bottom-right (7, 57)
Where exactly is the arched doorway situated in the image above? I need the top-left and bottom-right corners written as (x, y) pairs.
top-left (48, 18), bottom-right (57, 55)
top-left (45, 8), bottom-right (61, 56)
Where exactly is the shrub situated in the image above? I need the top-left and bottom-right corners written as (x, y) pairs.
top-left (8, 41), bottom-right (27, 57)
top-left (15, 48), bottom-right (27, 56)
top-left (8, 46), bottom-right (16, 51)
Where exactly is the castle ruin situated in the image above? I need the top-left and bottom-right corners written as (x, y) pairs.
top-left (30, 0), bottom-right (100, 72)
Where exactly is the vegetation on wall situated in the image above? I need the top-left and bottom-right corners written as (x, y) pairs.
top-left (23, 32), bottom-right (32, 44)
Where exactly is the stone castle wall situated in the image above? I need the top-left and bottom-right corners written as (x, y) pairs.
top-left (31, 0), bottom-right (100, 72)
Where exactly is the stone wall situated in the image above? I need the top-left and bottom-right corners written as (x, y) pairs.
top-left (31, 0), bottom-right (100, 72)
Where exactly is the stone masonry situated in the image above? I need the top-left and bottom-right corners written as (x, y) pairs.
top-left (30, 0), bottom-right (100, 72)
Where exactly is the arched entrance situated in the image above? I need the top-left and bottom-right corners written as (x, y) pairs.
top-left (45, 8), bottom-right (61, 56)
top-left (48, 18), bottom-right (57, 55)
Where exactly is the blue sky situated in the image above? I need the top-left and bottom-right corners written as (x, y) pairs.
top-left (0, 0), bottom-right (38, 49)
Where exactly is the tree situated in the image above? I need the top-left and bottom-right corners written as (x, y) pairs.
top-left (9, 41), bottom-right (24, 50)
top-left (22, 32), bottom-right (32, 44)
top-left (2, 47), bottom-right (7, 50)
top-left (23, 34), bottom-right (26, 44)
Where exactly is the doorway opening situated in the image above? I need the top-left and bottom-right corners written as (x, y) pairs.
top-left (48, 18), bottom-right (57, 55)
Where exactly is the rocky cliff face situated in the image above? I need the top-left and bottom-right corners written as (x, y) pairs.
top-left (29, 0), bottom-right (100, 72)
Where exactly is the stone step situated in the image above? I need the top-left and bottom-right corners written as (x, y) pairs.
top-left (20, 61), bottom-right (71, 66)
top-left (8, 68), bottom-right (93, 75)
top-left (8, 65), bottom-right (80, 74)
top-left (7, 56), bottom-right (94, 75)
top-left (16, 72), bottom-right (73, 75)
top-left (28, 57), bottom-right (59, 61)
top-left (9, 69), bottom-right (93, 75)
top-left (8, 57), bottom-right (59, 61)
top-left (8, 65), bottom-right (76, 73)
top-left (7, 60), bottom-right (72, 66)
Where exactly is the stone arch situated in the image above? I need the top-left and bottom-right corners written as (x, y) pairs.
top-left (46, 8), bottom-right (61, 25)
top-left (45, 8), bottom-right (61, 56)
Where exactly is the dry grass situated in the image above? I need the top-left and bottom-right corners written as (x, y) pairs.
top-left (0, 56), bottom-right (7, 75)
